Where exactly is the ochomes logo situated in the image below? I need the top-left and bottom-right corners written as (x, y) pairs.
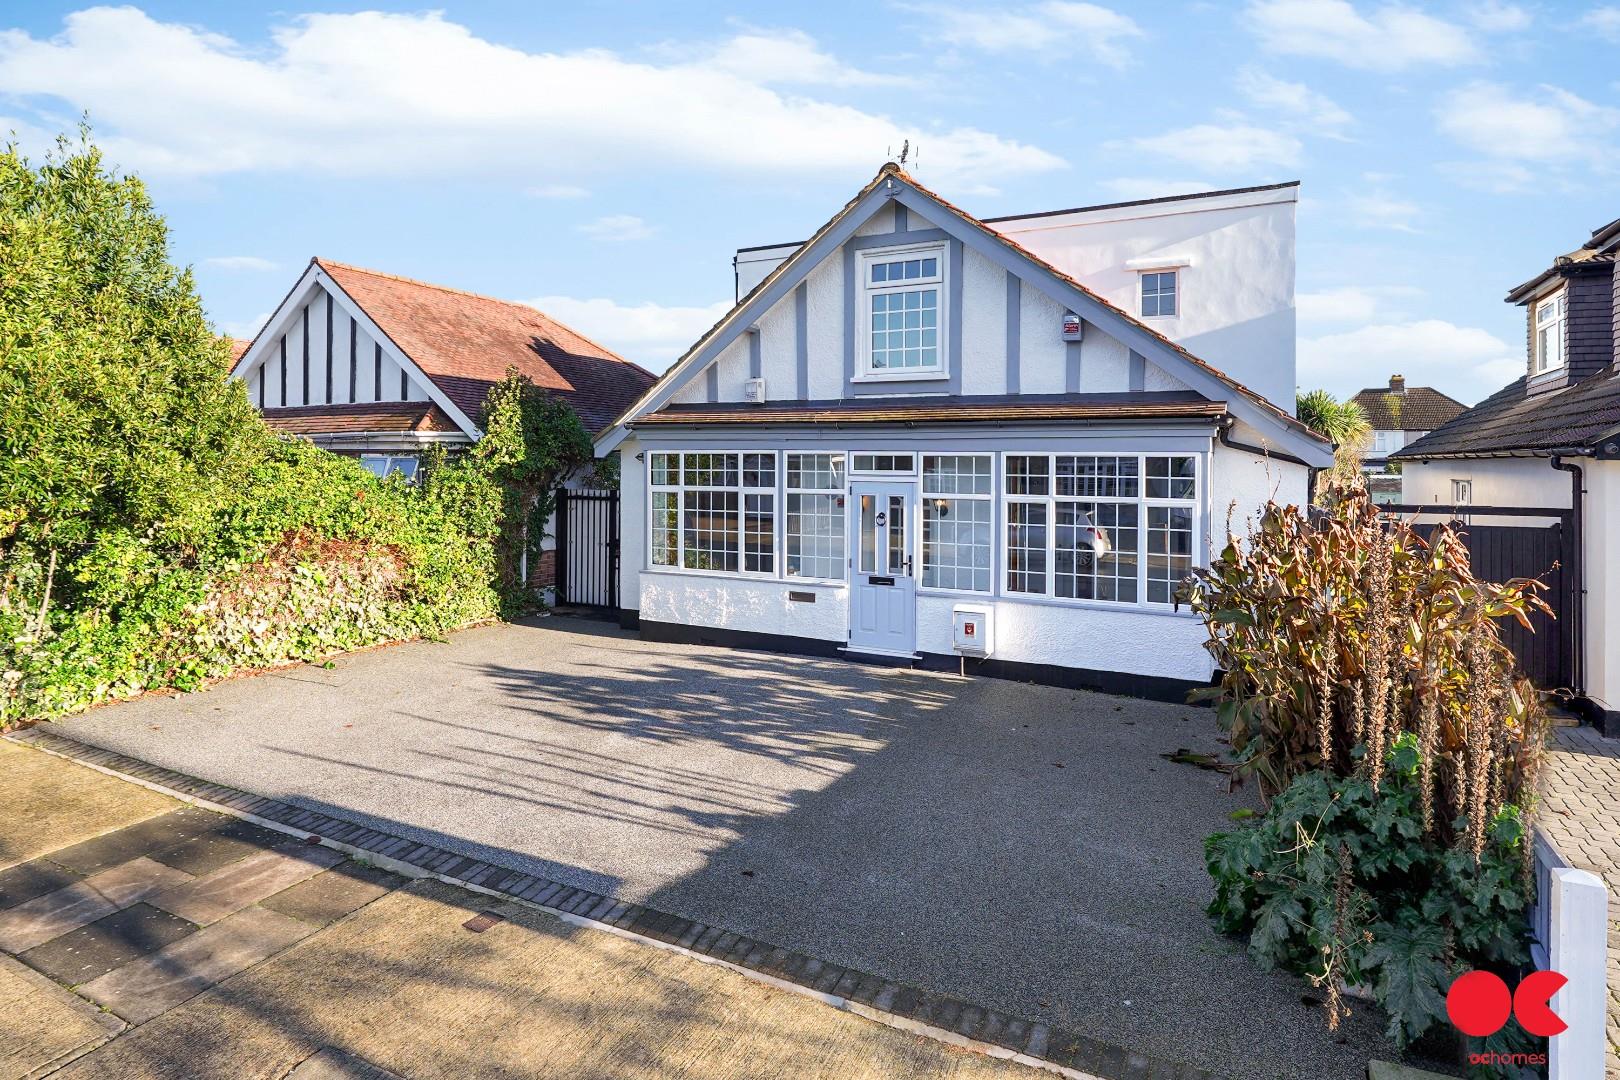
top-left (1446, 970), bottom-right (1568, 1038)
top-left (1446, 970), bottom-right (1564, 1069)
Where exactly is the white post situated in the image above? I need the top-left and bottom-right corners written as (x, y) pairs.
top-left (1547, 866), bottom-right (1608, 1079)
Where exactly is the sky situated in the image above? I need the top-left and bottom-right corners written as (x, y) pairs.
top-left (1, 1), bottom-right (1616, 407)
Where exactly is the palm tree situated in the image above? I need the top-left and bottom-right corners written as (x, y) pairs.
top-left (1296, 389), bottom-right (1371, 501)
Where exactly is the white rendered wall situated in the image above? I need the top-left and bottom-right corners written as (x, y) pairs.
top-left (1400, 458), bottom-right (1572, 509)
top-left (640, 575), bottom-right (850, 643)
top-left (1582, 460), bottom-right (1620, 711)
top-left (618, 434), bottom-right (647, 611)
top-left (959, 246), bottom-right (1006, 396)
top-left (989, 187), bottom-right (1297, 411)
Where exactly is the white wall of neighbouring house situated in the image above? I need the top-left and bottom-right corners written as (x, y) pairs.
top-left (1399, 458), bottom-right (1573, 509)
top-left (1581, 460), bottom-right (1620, 715)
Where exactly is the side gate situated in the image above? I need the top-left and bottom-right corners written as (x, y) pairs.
top-left (555, 488), bottom-right (620, 610)
top-left (1380, 504), bottom-right (1575, 692)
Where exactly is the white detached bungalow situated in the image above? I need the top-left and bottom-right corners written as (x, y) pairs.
top-left (595, 164), bottom-right (1331, 700)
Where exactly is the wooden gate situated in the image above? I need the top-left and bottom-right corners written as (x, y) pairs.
top-left (1381, 505), bottom-right (1574, 691)
top-left (555, 488), bottom-right (619, 610)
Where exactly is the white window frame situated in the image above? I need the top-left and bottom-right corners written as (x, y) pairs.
top-left (918, 454), bottom-right (994, 595)
top-left (855, 242), bottom-right (949, 381)
top-left (1534, 290), bottom-right (1566, 374)
top-left (1451, 479), bottom-right (1473, 506)
top-left (1000, 452), bottom-right (1202, 610)
top-left (646, 451), bottom-right (778, 580)
top-left (784, 452), bottom-right (848, 584)
top-left (359, 453), bottom-right (419, 482)
top-left (1139, 269), bottom-right (1179, 319)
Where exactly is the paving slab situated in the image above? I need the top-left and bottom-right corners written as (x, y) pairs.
top-left (145, 818), bottom-right (289, 877)
top-left (0, 953), bottom-right (124, 1079)
top-left (53, 879), bottom-right (1048, 1080)
top-left (259, 863), bottom-right (402, 927)
top-left (147, 844), bottom-right (346, 926)
top-left (285, 1047), bottom-right (405, 1080)
top-left (0, 857), bottom-right (192, 953)
top-left (79, 904), bottom-right (315, 1024)
top-left (0, 860), bottom-right (82, 912)
top-left (0, 738), bottom-right (175, 870)
top-left (19, 902), bottom-right (198, 987)
top-left (44, 807), bottom-right (224, 876)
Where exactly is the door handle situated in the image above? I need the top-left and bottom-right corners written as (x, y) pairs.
top-left (904, 556), bottom-right (913, 576)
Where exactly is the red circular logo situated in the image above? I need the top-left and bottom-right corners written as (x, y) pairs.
top-left (1447, 971), bottom-right (1512, 1037)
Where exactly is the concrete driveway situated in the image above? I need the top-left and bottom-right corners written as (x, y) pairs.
top-left (52, 616), bottom-right (1399, 1078)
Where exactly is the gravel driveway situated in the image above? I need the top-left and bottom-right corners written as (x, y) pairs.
top-left (53, 615), bottom-right (1397, 1078)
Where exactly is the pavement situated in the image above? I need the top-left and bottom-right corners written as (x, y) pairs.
top-left (1538, 724), bottom-right (1620, 1078)
top-left (47, 615), bottom-right (1402, 1079)
top-left (0, 739), bottom-right (1052, 1080)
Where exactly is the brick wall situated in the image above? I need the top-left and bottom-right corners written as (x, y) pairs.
top-left (529, 549), bottom-right (556, 590)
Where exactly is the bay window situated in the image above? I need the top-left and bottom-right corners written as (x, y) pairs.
top-left (648, 452), bottom-right (775, 575)
top-left (1004, 453), bottom-right (1199, 606)
top-left (921, 455), bottom-right (992, 592)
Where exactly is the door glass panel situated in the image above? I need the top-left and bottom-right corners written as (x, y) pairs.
top-left (859, 494), bottom-right (877, 573)
top-left (888, 495), bottom-right (907, 576)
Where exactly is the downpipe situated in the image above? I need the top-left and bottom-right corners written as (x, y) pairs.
top-left (1550, 454), bottom-right (1587, 698)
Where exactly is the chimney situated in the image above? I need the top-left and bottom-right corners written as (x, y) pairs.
top-left (1389, 374), bottom-right (1406, 393)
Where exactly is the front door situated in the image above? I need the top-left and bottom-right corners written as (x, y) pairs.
top-left (848, 481), bottom-right (916, 655)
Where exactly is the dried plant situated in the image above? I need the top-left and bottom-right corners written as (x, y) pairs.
top-left (1177, 477), bottom-right (1552, 846)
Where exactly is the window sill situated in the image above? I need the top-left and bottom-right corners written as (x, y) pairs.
top-left (851, 371), bottom-right (949, 383)
top-left (916, 586), bottom-right (1200, 618)
top-left (643, 566), bottom-right (847, 589)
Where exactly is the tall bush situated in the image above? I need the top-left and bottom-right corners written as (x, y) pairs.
top-left (1180, 482), bottom-right (1551, 1052)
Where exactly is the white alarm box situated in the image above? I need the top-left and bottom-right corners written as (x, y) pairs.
top-left (743, 377), bottom-right (766, 403)
top-left (952, 605), bottom-right (993, 657)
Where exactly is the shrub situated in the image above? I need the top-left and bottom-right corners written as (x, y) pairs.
top-left (0, 132), bottom-right (586, 726)
top-left (1206, 734), bottom-right (1535, 1052)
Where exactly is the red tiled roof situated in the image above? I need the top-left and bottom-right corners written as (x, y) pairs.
top-left (260, 402), bottom-right (460, 436)
top-left (224, 337), bottom-right (252, 371)
top-left (315, 260), bottom-right (657, 434)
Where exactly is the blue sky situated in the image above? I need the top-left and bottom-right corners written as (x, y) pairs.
top-left (2, 1), bottom-right (1616, 406)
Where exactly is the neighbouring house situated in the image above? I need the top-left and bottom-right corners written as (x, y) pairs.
top-left (1394, 215), bottom-right (1619, 732)
top-left (1350, 374), bottom-right (1467, 504)
top-left (228, 258), bottom-right (656, 584)
top-left (593, 165), bottom-right (1332, 701)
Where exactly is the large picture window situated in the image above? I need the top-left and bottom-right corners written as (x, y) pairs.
top-left (921, 455), bottom-right (992, 592)
top-left (648, 452), bottom-right (776, 575)
top-left (1003, 453), bottom-right (1199, 606)
top-left (785, 453), bottom-right (846, 580)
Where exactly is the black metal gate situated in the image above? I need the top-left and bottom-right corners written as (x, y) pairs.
top-left (1381, 505), bottom-right (1574, 691)
top-left (555, 488), bottom-right (619, 610)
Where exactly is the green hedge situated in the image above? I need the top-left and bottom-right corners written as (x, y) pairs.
top-left (0, 131), bottom-right (584, 727)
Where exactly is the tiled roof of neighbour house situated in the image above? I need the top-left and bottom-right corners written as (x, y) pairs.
top-left (634, 392), bottom-right (1228, 427)
top-left (604, 164), bottom-right (1327, 454)
top-left (1350, 385), bottom-right (1468, 432)
top-left (1393, 370), bottom-right (1620, 459)
top-left (224, 337), bottom-right (252, 370)
top-left (313, 260), bottom-right (657, 434)
top-left (260, 402), bottom-right (461, 436)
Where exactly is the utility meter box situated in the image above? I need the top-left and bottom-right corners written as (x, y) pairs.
top-left (743, 377), bottom-right (767, 403)
top-left (952, 605), bottom-right (993, 657)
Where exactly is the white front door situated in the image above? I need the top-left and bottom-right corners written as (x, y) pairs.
top-left (848, 481), bottom-right (917, 655)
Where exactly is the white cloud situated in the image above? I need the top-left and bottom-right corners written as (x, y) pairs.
top-left (702, 28), bottom-right (911, 87)
top-left (1346, 191), bottom-right (1419, 231)
top-left (1436, 82), bottom-right (1620, 167)
top-left (526, 295), bottom-right (732, 370)
top-left (1095, 177), bottom-right (1217, 200)
top-left (1297, 284), bottom-right (1422, 323)
top-left (1436, 159), bottom-right (1535, 193)
top-left (577, 214), bottom-right (655, 243)
top-left (525, 184), bottom-right (589, 199)
top-left (921, 2), bottom-right (1144, 68)
top-left (1467, 2), bottom-right (1532, 31)
top-left (1300, 319), bottom-right (1521, 403)
top-left (1128, 124), bottom-right (1302, 173)
top-left (1580, 5), bottom-right (1620, 40)
top-left (1246, 0), bottom-right (1479, 70)
top-left (204, 255), bottom-right (278, 272)
top-left (0, 8), bottom-right (1063, 188)
top-left (1235, 67), bottom-right (1353, 135)
top-left (217, 310), bottom-right (270, 340)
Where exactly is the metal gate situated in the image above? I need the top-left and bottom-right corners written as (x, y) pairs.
top-left (555, 488), bottom-right (619, 609)
top-left (1381, 505), bottom-right (1575, 691)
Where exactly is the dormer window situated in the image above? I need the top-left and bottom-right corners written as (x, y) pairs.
top-left (858, 243), bottom-right (946, 379)
top-left (1140, 270), bottom-right (1178, 318)
top-left (1534, 291), bottom-right (1566, 374)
